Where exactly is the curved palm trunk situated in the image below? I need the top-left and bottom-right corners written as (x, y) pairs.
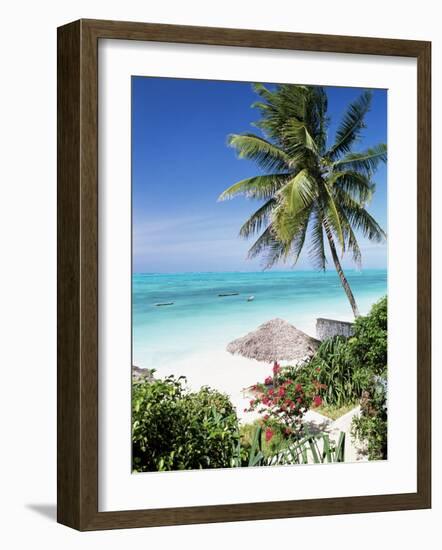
top-left (324, 227), bottom-right (360, 318)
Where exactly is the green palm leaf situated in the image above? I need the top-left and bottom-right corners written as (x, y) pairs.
top-left (329, 171), bottom-right (374, 205)
top-left (282, 119), bottom-right (318, 156)
top-left (334, 144), bottom-right (387, 176)
top-left (327, 91), bottom-right (372, 159)
top-left (308, 208), bottom-right (327, 271)
top-left (321, 182), bottom-right (345, 250)
top-left (247, 225), bottom-right (290, 268)
top-left (336, 189), bottom-right (386, 242)
top-left (218, 174), bottom-right (289, 201)
top-left (283, 169), bottom-right (318, 216)
top-left (239, 199), bottom-right (276, 238)
top-left (228, 133), bottom-right (292, 171)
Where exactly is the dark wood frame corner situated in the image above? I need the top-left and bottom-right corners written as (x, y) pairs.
top-left (57, 18), bottom-right (431, 531)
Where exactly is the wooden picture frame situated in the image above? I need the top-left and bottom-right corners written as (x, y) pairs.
top-left (57, 18), bottom-right (431, 531)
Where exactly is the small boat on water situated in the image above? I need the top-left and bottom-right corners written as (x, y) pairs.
top-left (154, 302), bottom-right (174, 307)
top-left (218, 292), bottom-right (239, 297)
top-left (247, 296), bottom-right (255, 302)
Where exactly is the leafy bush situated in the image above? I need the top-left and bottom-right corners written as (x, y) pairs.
top-left (307, 296), bottom-right (387, 407)
top-left (350, 296), bottom-right (387, 376)
top-left (132, 376), bottom-right (240, 472)
top-left (244, 362), bottom-right (325, 442)
top-left (307, 336), bottom-right (372, 407)
top-left (352, 373), bottom-right (388, 460)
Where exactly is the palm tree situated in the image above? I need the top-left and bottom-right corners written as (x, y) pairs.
top-left (218, 84), bottom-right (386, 317)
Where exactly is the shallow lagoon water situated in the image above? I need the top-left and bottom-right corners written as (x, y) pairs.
top-left (132, 270), bottom-right (387, 370)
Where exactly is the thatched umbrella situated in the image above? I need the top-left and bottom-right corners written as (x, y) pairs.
top-left (227, 318), bottom-right (320, 364)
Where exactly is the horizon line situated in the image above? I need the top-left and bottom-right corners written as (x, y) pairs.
top-left (132, 268), bottom-right (388, 275)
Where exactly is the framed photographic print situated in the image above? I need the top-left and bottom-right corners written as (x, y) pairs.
top-left (57, 19), bottom-right (431, 530)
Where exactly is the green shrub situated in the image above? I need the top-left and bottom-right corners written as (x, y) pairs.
top-left (245, 362), bottom-right (325, 442)
top-left (132, 376), bottom-right (240, 472)
top-left (307, 296), bottom-right (387, 407)
top-left (307, 336), bottom-right (372, 407)
top-left (350, 296), bottom-right (387, 376)
top-left (352, 373), bottom-right (388, 460)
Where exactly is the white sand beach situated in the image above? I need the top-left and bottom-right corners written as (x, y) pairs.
top-left (153, 349), bottom-right (273, 423)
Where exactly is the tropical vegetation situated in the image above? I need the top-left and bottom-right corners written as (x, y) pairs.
top-left (219, 84), bottom-right (387, 317)
top-left (132, 376), bottom-right (239, 472)
top-left (131, 297), bottom-right (388, 471)
top-left (244, 360), bottom-right (326, 442)
top-left (243, 296), bottom-right (388, 460)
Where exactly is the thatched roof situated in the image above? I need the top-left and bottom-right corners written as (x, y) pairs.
top-left (227, 318), bottom-right (320, 363)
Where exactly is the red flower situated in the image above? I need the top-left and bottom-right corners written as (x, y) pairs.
top-left (249, 399), bottom-right (255, 407)
top-left (278, 387), bottom-right (285, 397)
top-left (268, 389), bottom-right (274, 397)
top-left (263, 414), bottom-right (269, 421)
top-left (272, 362), bottom-right (281, 375)
top-left (262, 396), bottom-right (270, 406)
top-left (313, 395), bottom-right (323, 407)
top-left (297, 397), bottom-right (302, 404)
top-left (295, 384), bottom-right (302, 392)
top-left (264, 376), bottom-right (273, 385)
top-left (265, 428), bottom-right (274, 442)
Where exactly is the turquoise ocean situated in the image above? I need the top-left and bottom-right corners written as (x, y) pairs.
top-left (132, 270), bottom-right (387, 370)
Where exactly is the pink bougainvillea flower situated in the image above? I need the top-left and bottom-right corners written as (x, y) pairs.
top-left (272, 362), bottom-right (281, 375)
top-left (313, 395), bottom-right (323, 407)
top-left (264, 376), bottom-right (273, 385)
top-left (268, 389), bottom-right (274, 397)
top-left (295, 383), bottom-right (303, 392)
top-left (249, 399), bottom-right (255, 407)
top-left (278, 387), bottom-right (285, 397)
top-left (265, 428), bottom-right (274, 442)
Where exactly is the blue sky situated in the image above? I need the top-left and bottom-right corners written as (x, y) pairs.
top-left (132, 77), bottom-right (387, 273)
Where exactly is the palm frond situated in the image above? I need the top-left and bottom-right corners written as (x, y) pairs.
top-left (282, 169), bottom-right (318, 216)
top-left (218, 174), bottom-right (290, 201)
top-left (251, 84), bottom-right (309, 144)
top-left (270, 198), bottom-right (313, 254)
top-left (336, 189), bottom-right (386, 242)
top-left (282, 118), bottom-right (319, 156)
top-left (328, 171), bottom-right (374, 205)
top-left (327, 91), bottom-right (372, 160)
top-left (239, 199), bottom-right (276, 238)
top-left (247, 225), bottom-right (290, 268)
top-left (321, 182), bottom-right (345, 250)
top-left (333, 143), bottom-right (387, 176)
top-left (228, 133), bottom-right (292, 171)
top-left (345, 224), bottom-right (362, 267)
top-left (308, 208), bottom-right (327, 271)
top-left (336, 204), bottom-right (362, 267)
top-left (287, 208), bottom-right (312, 264)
